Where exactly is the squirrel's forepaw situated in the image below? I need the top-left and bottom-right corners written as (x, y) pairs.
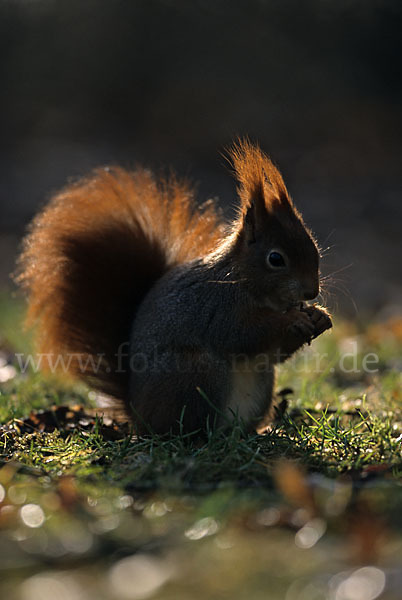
top-left (302, 304), bottom-right (332, 339)
top-left (286, 310), bottom-right (315, 342)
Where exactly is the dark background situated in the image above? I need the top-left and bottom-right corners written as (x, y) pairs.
top-left (1, 0), bottom-right (401, 316)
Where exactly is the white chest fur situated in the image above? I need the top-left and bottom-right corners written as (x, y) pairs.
top-left (224, 355), bottom-right (275, 427)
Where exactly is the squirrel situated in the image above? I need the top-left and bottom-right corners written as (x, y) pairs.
top-left (16, 140), bottom-right (332, 436)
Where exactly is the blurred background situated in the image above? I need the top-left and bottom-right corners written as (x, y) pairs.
top-left (1, 0), bottom-right (401, 317)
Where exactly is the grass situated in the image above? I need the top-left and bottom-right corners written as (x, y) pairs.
top-left (0, 290), bottom-right (402, 599)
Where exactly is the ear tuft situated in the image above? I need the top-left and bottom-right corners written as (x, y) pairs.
top-left (226, 137), bottom-right (292, 214)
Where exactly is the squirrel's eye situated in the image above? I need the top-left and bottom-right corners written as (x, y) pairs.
top-left (268, 251), bottom-right (286, 268)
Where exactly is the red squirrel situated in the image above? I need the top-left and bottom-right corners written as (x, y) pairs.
top-left (17, 140), bottom-right (332, 435)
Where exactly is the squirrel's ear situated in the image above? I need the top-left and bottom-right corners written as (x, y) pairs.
top-left (228, 138), bottom-right (294, 239)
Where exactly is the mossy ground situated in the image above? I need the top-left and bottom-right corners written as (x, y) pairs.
top-left (0, 291), bottom-right (401, 599)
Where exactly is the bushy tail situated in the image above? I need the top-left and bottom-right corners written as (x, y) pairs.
top-left (16, 166), bottom-right (223, 401)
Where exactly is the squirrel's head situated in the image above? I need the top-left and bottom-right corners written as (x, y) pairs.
top-left (229, 140), bottom-right (320, 312)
